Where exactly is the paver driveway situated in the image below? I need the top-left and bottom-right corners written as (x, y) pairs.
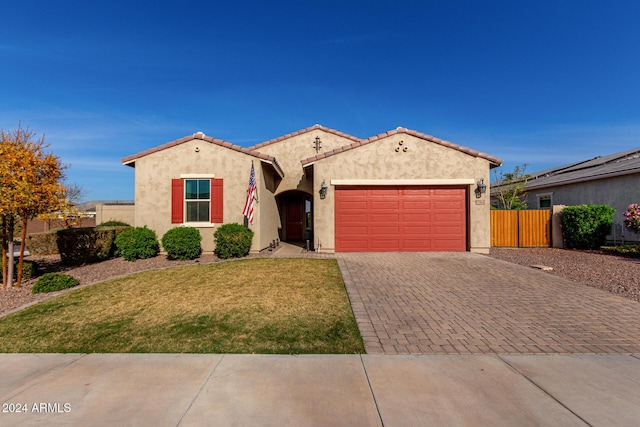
top-left (337, 252), bottom-right (640, 355)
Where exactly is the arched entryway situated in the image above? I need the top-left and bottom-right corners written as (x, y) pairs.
top-left (276, 191), bottom-right (313, 246)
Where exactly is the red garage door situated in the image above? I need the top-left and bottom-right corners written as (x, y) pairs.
top-left (335, 186), bottom-right (467, 252)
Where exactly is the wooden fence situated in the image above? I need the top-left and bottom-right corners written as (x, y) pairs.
top-left (491, 210), bottom-right (551, 247)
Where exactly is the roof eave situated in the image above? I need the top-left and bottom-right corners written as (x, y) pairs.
top-left (300, 127), bottom-right (502, 167)
top-left (525, 168), bottom-right (640, 190)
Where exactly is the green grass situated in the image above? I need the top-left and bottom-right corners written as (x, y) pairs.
top-left (0, 259), bottom-right (364, 354)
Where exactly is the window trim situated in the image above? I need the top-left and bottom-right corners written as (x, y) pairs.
top-left (180, 173), bottom-right (216, 179)
top-left (185, 179), bottom-right (211, 223)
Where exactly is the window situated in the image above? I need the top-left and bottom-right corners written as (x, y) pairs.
top-left (172, 178), bottom-right (223, 224)
top-left (538, 194), bottom-right (552, 209)
top-left (185, 179), bottom-right (210, 222)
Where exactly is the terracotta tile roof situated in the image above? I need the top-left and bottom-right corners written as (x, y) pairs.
top-left (248, 124), bottom-right (361, 150)
top-left (300, 127), bottom-right (503, 167)
top-left (121, 132), bottom-right (284, 177)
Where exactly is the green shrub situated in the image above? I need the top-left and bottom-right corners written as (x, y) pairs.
top-left (161, 227), bottom-right (202, 260)
top-left (214, 223), bottom-right (254, 259)
top-left (57, 226), bottom-right (130, 266)
top-left (96, 220), bottom-right (131, 228)
top-left (17, 260), bottom-right (38, 280)
top-left (561, 205), bottom-right (615, 249)
top-left (26, 231), bottom-right (59, 255)
top-left (115, 226), bottom-right (160, 261)
top-left (32, 273), bottom-right (79, 294)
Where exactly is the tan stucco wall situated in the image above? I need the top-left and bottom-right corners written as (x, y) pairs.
top-left (132, 138), bottom-right (277, 253)
top-left (256, 129), bottom-right (357, 195)
top-left (95, 204), bottom-right (136, 226)
top-left (257, 162), bottom-right (282, 249)
top-left (310, 134), bottom-right (492, 253)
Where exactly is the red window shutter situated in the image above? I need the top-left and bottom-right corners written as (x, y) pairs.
top-left (211, 179), bottom-right (224, 223)
top-left (171, 179), bottom-right (184, 223)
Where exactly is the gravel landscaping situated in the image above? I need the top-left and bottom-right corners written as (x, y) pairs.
top-left (2, 247), bottom-right (639, 317)
top-left (488, 247), bottom-right (640, 302)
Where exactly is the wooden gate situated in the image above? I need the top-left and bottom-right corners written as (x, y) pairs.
top-left (491, 210), bottom-right (551, 247)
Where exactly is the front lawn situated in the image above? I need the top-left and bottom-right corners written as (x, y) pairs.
top-left (0, 258), bottom-right (364, 354)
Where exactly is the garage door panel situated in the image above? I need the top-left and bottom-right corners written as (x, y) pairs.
top-left (433, 237), bottom-right (466, 249)
top-left (338, 226), bottom-right (368, 235)
top-left (338, 214), bottom-right (365, 223)
top-left (339, 240), bottom-right (370, 250)
top-left (433, 226), bottom-right (465, 236)
top-left (403, 240), bottom-right (433, 250)
top-left (343, 189), bottom-right (369, 197)
top-left (403, 188), bottom-right (431, 196)
top-left (434, 188), bottom-right (464, 195)
top-left (402, 213), bottom-right (431, 222)
top-left (402, 201), bottom-right (431, 210)
top-left (339, 200), bottom-right (368, 210)
top-left (434, 201), bottom-right (465, 210)
top-left (403, 225), bottom-right (431, 235)
top-left (369, 188), bottom-right (399, 196)
top-left (335, 186), bottom-right (467, 252)
top-left (370, 200), bottom-right (400, 210)
top-left (370, 214), bottom-right (400, 223)
top-left (371, 240), bottom-right (400, 250)
top-left (434, 212), bottom-right (464, 221)
top-left (372, 226), bottom-right (400, 235)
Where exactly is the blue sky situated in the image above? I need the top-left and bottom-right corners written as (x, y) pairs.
top-left (2, 1), bottom-right (639, 201)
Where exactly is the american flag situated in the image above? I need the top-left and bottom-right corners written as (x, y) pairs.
top-left (242, 163), bottom-right (257, 224)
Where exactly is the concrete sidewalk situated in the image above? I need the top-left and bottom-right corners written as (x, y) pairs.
top-left (1, 353), bottom-right (639, 426)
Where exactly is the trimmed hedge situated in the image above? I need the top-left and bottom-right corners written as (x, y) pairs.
top-left (161, 227), bottom-right (202, 260)
top-left (9, 260), bottom-right (39, 280)
top-left (115, 226), bottom-right (160, 261)
top-left (56, 226), bottom-right (130, 266)
top-left (214, 223), bottom-right (254, 259)
top-left (561, 205), bottom-right (615, 249)
top-left (97, 220), bottom-right (131, 228)
top-left (17, 260), bottom-right (38, 280)
top-left (26, 231), bottom-right (60, 255)
top-left (32, 273), bottom-right (79, 294)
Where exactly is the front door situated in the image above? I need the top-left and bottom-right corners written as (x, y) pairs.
top-left (285, 198), bottom-right (304, 241)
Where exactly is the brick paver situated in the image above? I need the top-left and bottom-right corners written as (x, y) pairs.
top-left (336, 252), bottom-right (640, 355)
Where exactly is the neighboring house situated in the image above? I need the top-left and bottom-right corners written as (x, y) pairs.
top-left (93, 201), bottom-right (136, 226)
top-left (492, 147), bottom-right (640, 242)
top-left (122, 125), bottom-right (502, 253)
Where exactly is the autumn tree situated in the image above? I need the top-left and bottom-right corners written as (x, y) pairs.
top-left (491, 164), bottom-right (530, 210)
top-left (0, 126), bottom-right (66, 288)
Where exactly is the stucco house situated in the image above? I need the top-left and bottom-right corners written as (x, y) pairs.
top-left (492, 147), bottom-right (640, 243)
top-left (122, 125), bottom-right (502, 253)
top-left (527, 148), bottom-right (640, 242)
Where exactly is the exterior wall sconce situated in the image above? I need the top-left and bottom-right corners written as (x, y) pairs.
top-left (475, 178), bottom-right (487, 198)
top-left (319, 180), bottom-right (328, 199)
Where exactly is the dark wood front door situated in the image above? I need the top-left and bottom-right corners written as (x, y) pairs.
top-left (285, 198), bottom-right (304, 240)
